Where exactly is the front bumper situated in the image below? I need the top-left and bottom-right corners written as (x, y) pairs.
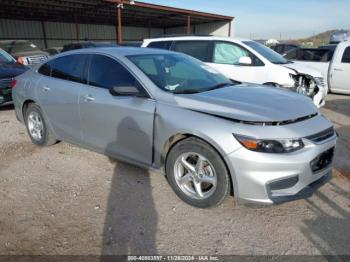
top-left (225, 134), bottom-right (337, 204)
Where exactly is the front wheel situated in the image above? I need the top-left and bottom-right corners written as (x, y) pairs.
top-left (25, 103), bottom-right (57, 146)
top-left (166, 137), bottom-right (231, 208)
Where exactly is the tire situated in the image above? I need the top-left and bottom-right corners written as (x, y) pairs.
top-left (166, 137), bottom-right (230, 208)
top-left (25, 103), bottom-right (57, 146)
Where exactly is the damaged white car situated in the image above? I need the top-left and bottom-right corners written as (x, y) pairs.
top-left (142, 36), bottom-right (327, 107)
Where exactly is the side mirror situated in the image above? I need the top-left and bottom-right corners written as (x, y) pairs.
top-left (238, 56), bottom-right (252, 65)
top-left (109, 85), bottom-right (145, 97)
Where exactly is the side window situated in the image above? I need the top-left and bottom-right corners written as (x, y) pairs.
top-left (88, 55), bottom-right (139, 89)
top-left (147, 41), bottom-right (172, 50)
top-left (213, 42), bottom-right (263, 66)
top-left (50, 55), bottom-right (87, 83)
top-left (173, 41), bottom-right (211, 62)
top-left (38, 62), bottom-right (51, 76)
top-left (341, 47), bottom-right (350, 63)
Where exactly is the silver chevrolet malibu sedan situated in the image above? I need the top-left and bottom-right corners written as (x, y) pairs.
top-left (12, 47), bottom-right (337, 208)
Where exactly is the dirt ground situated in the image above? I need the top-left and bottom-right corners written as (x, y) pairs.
top-left (0, 94), bottom-right (349, 256)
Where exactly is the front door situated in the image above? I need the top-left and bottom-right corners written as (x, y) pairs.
top-left (79, 54), bottom-right (155, 165)
top-left (330, 46), bottom-right (350, 93)
top-left (206, 41), bottom-right (267, 84)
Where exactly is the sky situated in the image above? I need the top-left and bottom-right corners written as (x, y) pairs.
top-left (140, 0), bottom-right (350, 39)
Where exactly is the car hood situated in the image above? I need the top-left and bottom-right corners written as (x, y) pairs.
top-left (0, 62), bottom-right (28, 79)
top-left (174, 84), bottom-right (318, 122)
top-left (282, 62), bottom-right (323, 78)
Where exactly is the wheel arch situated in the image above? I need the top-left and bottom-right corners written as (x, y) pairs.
top-left (161, 132), bottom-right (235, 196)
top-left (22, 99), bottom-right (36, 119)
top-left (21, 99), bottom-right (58, 141)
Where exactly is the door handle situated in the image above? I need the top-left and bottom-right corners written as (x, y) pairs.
top-left (42, 85), bottom-right (50, 91)
top-left (333, 68), bottom-right (343, 72)
top-left (84, 94), bottom-right (95, 102)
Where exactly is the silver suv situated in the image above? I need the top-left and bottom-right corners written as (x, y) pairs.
top-left (13, 47), bottom-right (337, 208)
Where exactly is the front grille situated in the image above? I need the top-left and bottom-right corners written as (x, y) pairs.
top-left (27, 55), bottom-right (47, 65)
top-left (305, 127), bottom-right (335, 143)
top-left (310, 147), bottom-right (335, 173)
top-left (268, 175), bottom-right (299, 191)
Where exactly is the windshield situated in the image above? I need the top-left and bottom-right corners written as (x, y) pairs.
top-left (243, 41), bottom-right (290, 64)
top-left (128, 53), bottom-right (233, 94)
top-left (12, 42), bottom-right (41, 53)
top-left (0, 48), bottom-right (15, 64)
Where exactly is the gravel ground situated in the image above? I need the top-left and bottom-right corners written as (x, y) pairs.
top-left (0, 94), bottom-right (349, 256)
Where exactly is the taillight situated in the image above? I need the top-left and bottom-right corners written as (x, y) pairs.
top-left (17, 56), bottom-right (28, 65)
top-left (11, 79), bottom-right (17, 89)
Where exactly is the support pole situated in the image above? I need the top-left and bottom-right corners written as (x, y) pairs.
top-left (148, 21), bottom-right (152, 38)
top-left (186, 16), bottom-right (191, 34)
top-left (117, 6), bottom-right (122, 44)
top-left (228, 21), bottom-right (232, 37)
top-left (41, 21), bottom-right (48, 48)
top-left (75, 22), bottom-right (80, 41)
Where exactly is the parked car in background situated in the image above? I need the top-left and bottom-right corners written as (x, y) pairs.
top-left (120, 41), bottom-right (143, 47)
top-left (142, 36), bottom-right (327, 107)
top-left (13, 47), bottom-right (336, 208)
top-left (330, 30), bottom-right (350, 44)
top-left (0, 48), bottom-right (28, 106)
top-left (272, 43), bottom-right (300, 56)
top-left (44, 47), bottom-right (63, 56)
top-left (286, 41), bottom-right (350, 95)
top-left (0, 40), bottom-right (48, 66)
top-left (61, 42), bottom-right (117, 52)
top-left (284, 45), bottom-right (336, 63)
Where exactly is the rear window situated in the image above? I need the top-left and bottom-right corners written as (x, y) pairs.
top-left (341, 47), bottom-right (350, 63)
top-left (12, 42), bottom-right (40, 53)
top-left (0, 48), bottom-right (15, 64)
top-left (173, 41), bottom-right (211, 62)
top-left (286, 49), bottom-right (334, 62)
top-left (147, 41), bottom-right (172, 50)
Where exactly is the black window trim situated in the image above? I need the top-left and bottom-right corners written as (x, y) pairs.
top-left (211, 40), bottom-right (265, 67)
top-left (86, 52), bottom-right (152, 99)
top-left (170, 40), bottom-right (213, 63)
top-left (341, 46), bottom-right (350, 63)
top-left (147, 40), bottom-right (173, 50)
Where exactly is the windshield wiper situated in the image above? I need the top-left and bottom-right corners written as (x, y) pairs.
top-left (173, 89), bottom-right (202, 94)
top-left (172, 82), bottom-right (232, 94)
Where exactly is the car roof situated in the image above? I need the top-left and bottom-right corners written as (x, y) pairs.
top-left (143, 36), bottom-right (251, 43)
top-left (58, 46), bottom-right (175, 57)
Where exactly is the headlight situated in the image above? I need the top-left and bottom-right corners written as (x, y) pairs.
top-left (234, 134), bottom-right (304, 153)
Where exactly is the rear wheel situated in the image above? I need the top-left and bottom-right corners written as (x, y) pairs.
top-left (166, 137), bottom-right (230, 208)
top-left (25, 103), bottom-right (57, 146)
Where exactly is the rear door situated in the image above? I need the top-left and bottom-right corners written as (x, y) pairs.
top-left (171, 40), bottom-right (212, 62)
top-left (79, 54), bottom-right (155, 165)
top-left (330, 45), bottom-right (350, 93)
top-left (36, 54), bottom-right (88, 143)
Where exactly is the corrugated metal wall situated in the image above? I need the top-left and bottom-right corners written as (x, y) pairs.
top-left (0, 19), bottom-right (232, 49)
top-left (165, 21), bottom-right (231, 36)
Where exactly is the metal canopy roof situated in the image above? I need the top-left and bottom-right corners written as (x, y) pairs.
top-left (0, 0), bottom-right (234, 28)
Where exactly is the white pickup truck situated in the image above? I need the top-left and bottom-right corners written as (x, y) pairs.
top-left (286, 41), bottom-right (350, 95)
